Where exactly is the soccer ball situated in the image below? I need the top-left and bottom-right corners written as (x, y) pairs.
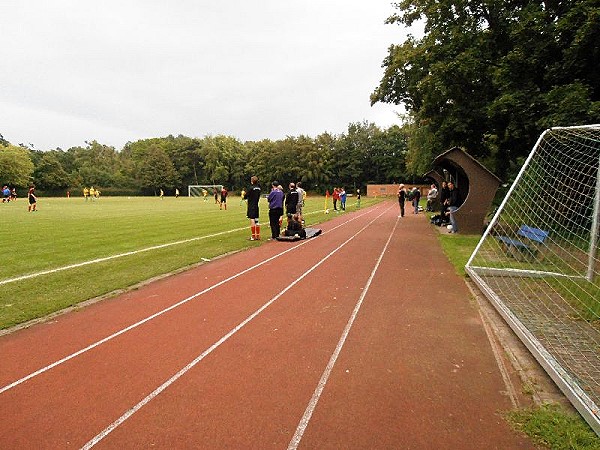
top-left (446, 224), bottom-right (453, 231)
top-left (325, 209), bottom-right (330, 214)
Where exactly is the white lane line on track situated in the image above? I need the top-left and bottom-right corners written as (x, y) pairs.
top-left (0, 205), bottom-right (385, 396)
top-left (288, 214), bottom-right (400, 450)
top-left (0, 209), bottom-right (325, 286)
top-left (81, 205), bottom-right (393, 449)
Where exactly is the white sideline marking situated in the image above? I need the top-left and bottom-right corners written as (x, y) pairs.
top-left (0, 227), bottom-right (245, 286)
top-left (0, 209), bottom-right (326, 286)
top-left (288, 215), bottom-right (400, 450)
top-left (81, 206), bottom-right (392, 449)
top-left (0, 206), bottom-right (383, 396)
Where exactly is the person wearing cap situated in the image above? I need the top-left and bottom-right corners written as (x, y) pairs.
top-left (267, 181), bottom-right (285, 239)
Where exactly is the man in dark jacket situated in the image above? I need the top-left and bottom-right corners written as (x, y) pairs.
top-left (285, 182), bottom-right (299, 220)
top-left (445, 181), bottom-right (461, 233)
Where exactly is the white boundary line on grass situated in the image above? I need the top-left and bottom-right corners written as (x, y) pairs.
top-left (0, 205), bottom-right (386, 396)
top-left (0, 227), bottom-right (244, 286)
top-left (81, 206), bottom-right (392, 449)
top-left (288, 214), bottom-right (400, 449)
top-left (0, 209), bottom-right (324, 286)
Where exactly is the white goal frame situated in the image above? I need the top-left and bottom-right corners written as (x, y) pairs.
top-left (466, 125), bottom-right (600, 436)
top-left (188, 185), bottom-right (223, 198)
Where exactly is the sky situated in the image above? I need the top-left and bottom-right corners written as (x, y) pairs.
top-left (0, 1), bottom-right (417, 151)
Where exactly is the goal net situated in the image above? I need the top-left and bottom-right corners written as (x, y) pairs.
top-left (188, 185), bottom-right (223, 198)
top-left (466, 125), bottom-right (600, 435)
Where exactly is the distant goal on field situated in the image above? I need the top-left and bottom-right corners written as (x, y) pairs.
top-left (188, 185), bottom-right (223, 197)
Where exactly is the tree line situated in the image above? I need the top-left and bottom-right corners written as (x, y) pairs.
top-left (0, 122), bottom-right (410, 196)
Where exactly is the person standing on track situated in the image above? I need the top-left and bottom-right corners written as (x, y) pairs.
top-left (412, 187), bottom-right (421, 214)
top-left (244, 176), bottom-right (261, 240)
top-left (267, 181), bottom-right (284, 239)
top-left (398, 184), bottom-right (406, 217)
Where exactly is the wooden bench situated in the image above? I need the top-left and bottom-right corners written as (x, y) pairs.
top-left (497, 225), bottom-right (549, 259)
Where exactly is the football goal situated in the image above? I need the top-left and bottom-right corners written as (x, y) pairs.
top-left (466, 125), bottom-right (600, 435)
top-left (188, 185), bottom-right (223, 198)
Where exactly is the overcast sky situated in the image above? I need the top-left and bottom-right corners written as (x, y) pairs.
top-left (1, 1), bottom-right (416, 151)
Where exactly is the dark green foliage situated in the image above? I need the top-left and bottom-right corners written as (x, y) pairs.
top-left (1, 124), bottom-right (410, 196)
top-left (372, 0), bottom-right (600, 181)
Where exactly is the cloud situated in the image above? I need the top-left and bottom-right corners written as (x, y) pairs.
top-left (0, 0), bottom-right (409, 149)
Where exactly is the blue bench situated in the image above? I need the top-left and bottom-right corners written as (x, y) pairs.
top-left (497, 225), bottom-right (549, 257)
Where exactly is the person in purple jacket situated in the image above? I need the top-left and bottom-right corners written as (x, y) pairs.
top-left (267, 181), bottom-right (285, 239)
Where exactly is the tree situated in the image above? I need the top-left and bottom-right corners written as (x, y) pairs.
top-left (372, 0), bottom-right (600, 179)
top-left (33, 152), bottom-right (71, 190)
top-left (135, 145), bottom-right (180, 194)
top-left (0, 144), bottom-right (34, 187)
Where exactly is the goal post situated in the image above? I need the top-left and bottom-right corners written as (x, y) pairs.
top-left (466, 125), bottom-right (600, 436)
top-left (188, 185), bottom-right (223, 198)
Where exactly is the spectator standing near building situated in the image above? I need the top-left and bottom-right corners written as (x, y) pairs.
top-left (439, 181), bottom-right (449, 220)
top-left (412, 187), bottom-right (421, 214)
top-left (426, 184), bottom-right (438, 211)
top-left (397, 184), bottom-right (406, 217)
top-left (446, 181), bottom-right (461, 233)
top-left (356, 188), bottom-right (361, 208)
top-left (267, 181), bottom-right (284, 239)
top-left (244, 176), bottom-right (261, 240)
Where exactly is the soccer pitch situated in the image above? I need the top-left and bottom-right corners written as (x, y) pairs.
top-left (0, 195), bottom-right (376, 330)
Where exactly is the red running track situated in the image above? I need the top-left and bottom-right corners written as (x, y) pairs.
top-left (0, 202), bottom-right (534, 449)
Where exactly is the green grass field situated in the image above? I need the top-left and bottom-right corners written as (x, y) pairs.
top-left (0, 195), bottom-right (378, 330)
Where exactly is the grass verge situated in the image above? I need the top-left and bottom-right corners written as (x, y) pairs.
top-left (435, 227), bottom-right (600, 448)
top-left (506, 404), bottom-right (600, 450)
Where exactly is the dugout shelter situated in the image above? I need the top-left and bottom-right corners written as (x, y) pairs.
top-left (429, 147), bottom-right (501, 234)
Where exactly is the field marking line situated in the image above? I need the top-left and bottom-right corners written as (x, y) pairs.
top-left (288, 213), bottom-right (400, 449)
top-left (0, 205), bottom-right (386, 396)
top-left (0, 227), bottom-right (246, 286)
top-left (0, 207), bottom-right (325, 286)
top-left (81, 205), bottom-right (393, 449)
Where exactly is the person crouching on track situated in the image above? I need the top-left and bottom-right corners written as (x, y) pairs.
top-left (284, 213), bottom-right (306, 239)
